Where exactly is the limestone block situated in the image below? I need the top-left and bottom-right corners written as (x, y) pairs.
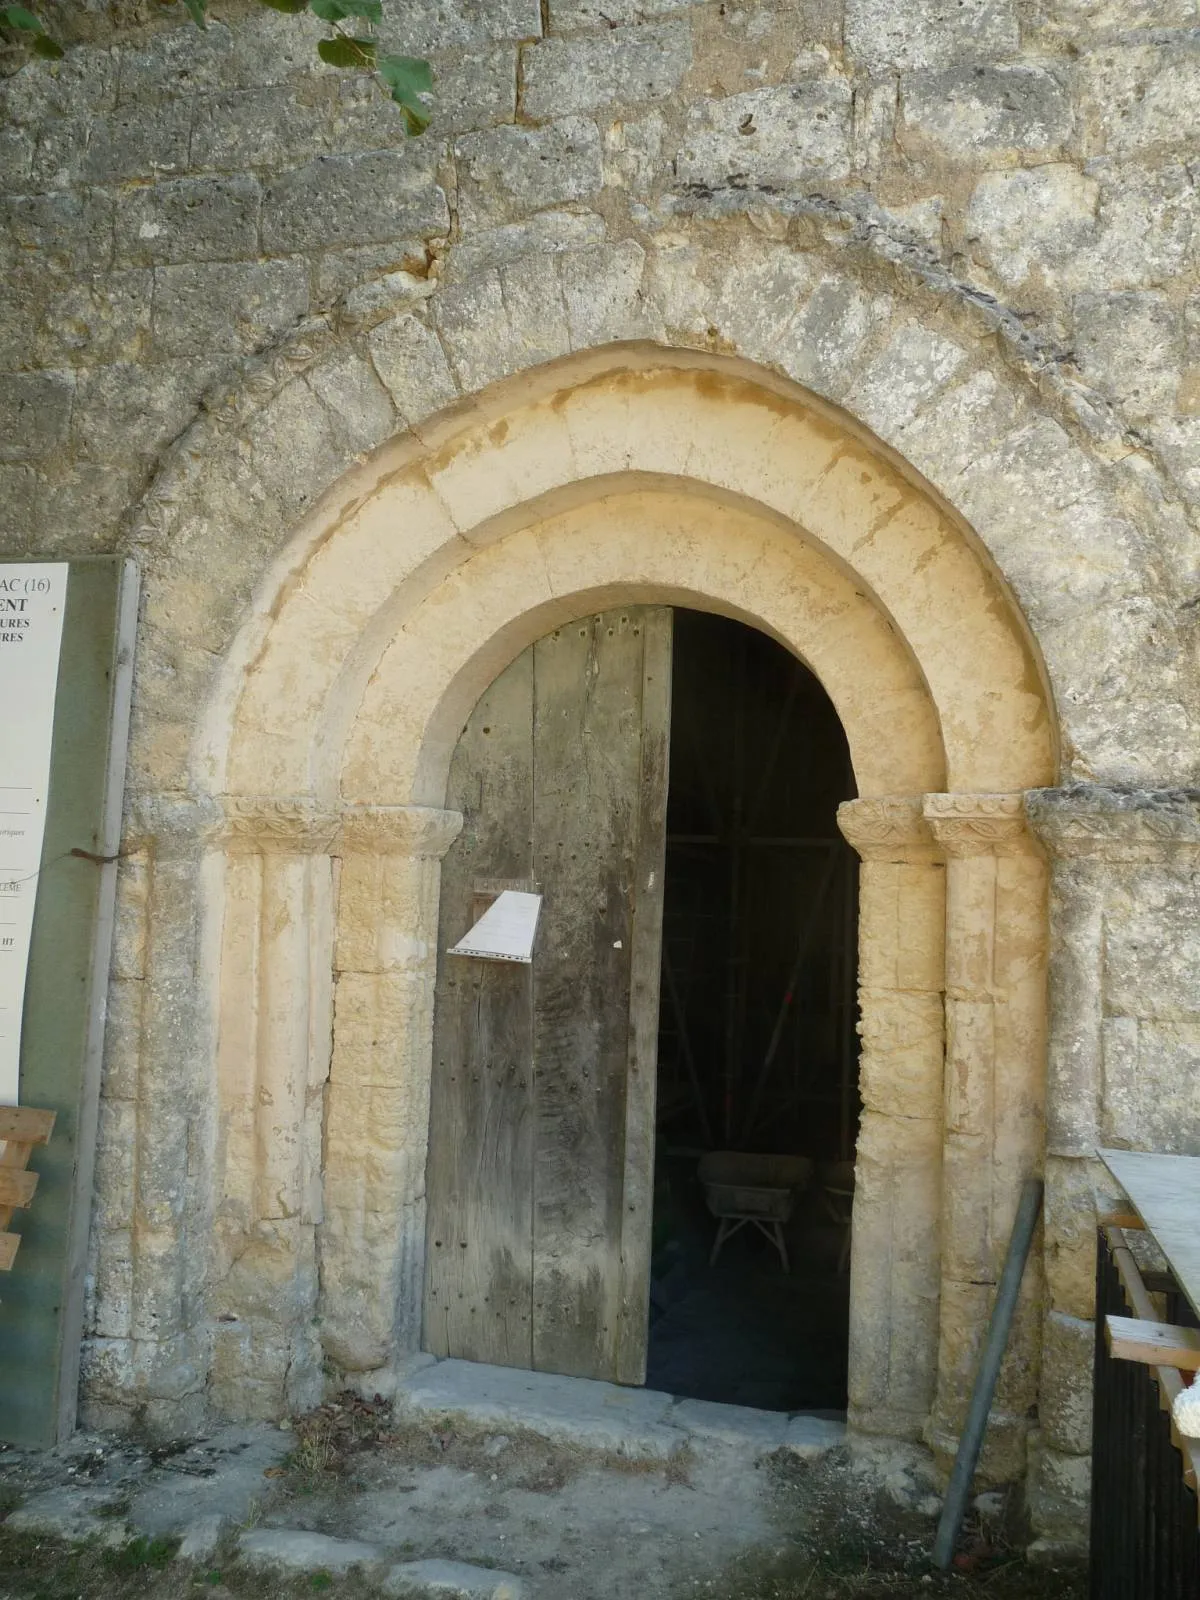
top-left (1043, 1153), bottom-right (1118, 1318)
top-left (0, 370), bottom-right (73, 460)
top-left (1, 189), bottom-right (115, 271)
top-left (113, 175), bottom-right (261, 267)
top-left (307, 348), bottom-right (398, 455)
top-left (369, 314), bottom-right (459, 427)
top-left (448, 211), bottom-right (607, 283)
top-left (1027, 1437), bottom-right (1091, 1539)
top-left (520, 21), bottom-right (691, 120)
top-left (72, 360), bottom-right (220, 461)
top-left (435, 266), bottom-right (568, 393)
top-left (677, 81), bottom-right (853, 188)
top-left (151, 260), bottom-right (309, 357)
top-left (1103, 1019), bottom-right (1200, 1155)
top-left (1103, 870), bottom-right (1200, 1020)
top-left (94, 1097), bottom-right (137, 1231)
top-left (39, 270), bottom-right (152, 366)
top-left (385, 0), bottom-right (540, 56)
top-left (845, 0), bottom-right (1018, 72)
top-left (91, 1228), bottom-right (133, 1340)
top-left (1089, 161), bottom-right (1200, 292)
top-left (1, 43), bottom-right (117, 123)
top-left (844, 324), bottom-right (969, 441)
top-left (103, 976), bottom-right (145, 1101)
top-left (1073, 292), bottom-right (1183, 421)
top-left (856, 862), bottom-right (945, 992)
top-left (239, 1529), bottom-right (385, 1576)
top-left (898, 65), bottom-right (1071, 163)
top-left (74, 102), bottom-right (192, 185)
top-left (191, 85), bottom-right (333, 171)
top-left (336, 852), bottom-right (441, 976)
top-left (965, 164), bottom-right (1098, 288)
top-left (1078, 43), bottom-right (1200, 161)
top-left (1039, 1311), bottom-right (1093, 1456)
top-left (1150, 418), bottom-right (1200, 508)
top-left (559, 239), bottom-right (654, 349)
top-left (0, 123), bottom-right (32, 185)
top-left (455, 118), bottom-right (603, 231)
top-left (243, 377), bottom-right (353, 521)
top-left (261, 149), bottom-right (449, 253)
top-left (549, 0), bottom-right (688, 25)
top-left (857, 990), bottom-right (944, 1120)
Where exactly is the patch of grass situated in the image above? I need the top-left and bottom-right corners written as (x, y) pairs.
top-left (102, 1536), bottom-right (179, 1575)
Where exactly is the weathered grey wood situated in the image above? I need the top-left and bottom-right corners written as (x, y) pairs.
top-left (530, 610), bottom-right (670, 1381)
top-left (424, 607), bottom-right (672, 1385)
top-left (616, 608), bottom-right (671, 1384)
top-left (1101, 1148), bottom-right (1200, 1322)
top-left (424, 651), bottom-right (535, 1368)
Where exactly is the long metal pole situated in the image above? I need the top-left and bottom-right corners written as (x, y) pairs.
top-left (932, 1177), bottom-right (1044, 1571)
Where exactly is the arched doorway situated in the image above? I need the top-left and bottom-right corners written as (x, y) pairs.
top-left (421, 604), bottom-right (859, 1408)
top-left (206, 351), bottom-right (1055, 1474)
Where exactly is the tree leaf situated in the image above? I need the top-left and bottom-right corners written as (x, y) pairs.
top-left (317, 33), bottom-right (375, 67)
top-left (378, 54), bottom-right (433, 134)
top-left (181, 0), bottom-right (208, 25)
top-left (308, 0), bottom-right (347, 20)
top-left (333, 0), bottom-right (382, 20)
top-left (2, 5), bottom-right (46, 31)
top-left (257, 0), bottom-right (308, 12)
top-left (29, 28), bottom-right (63, 52)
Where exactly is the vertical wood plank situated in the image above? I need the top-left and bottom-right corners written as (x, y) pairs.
top-left (424, 650), bottom-right (536, 1368)
top-left (530, 609), bottom-right (661, 1381)
top-left (615, 608), bottom-right (672, 1383)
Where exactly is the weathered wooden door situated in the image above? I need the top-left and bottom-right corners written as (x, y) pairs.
top-left (424, 608), bottom-right (671, 1384)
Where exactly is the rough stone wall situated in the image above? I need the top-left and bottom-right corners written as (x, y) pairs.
top-left (2, 0), bottom-right (1200, 1547)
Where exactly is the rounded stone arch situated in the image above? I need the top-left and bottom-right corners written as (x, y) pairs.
top-left (210, 350), bottom-right (1056, 806)
top-left (85, 228), bottom-right (1193, 1460)
top-left (184, 341), bottom-right (1058, 1482)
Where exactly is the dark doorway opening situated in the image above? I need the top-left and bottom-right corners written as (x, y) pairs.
top-left (646, 610), bottom-right (860, 1412)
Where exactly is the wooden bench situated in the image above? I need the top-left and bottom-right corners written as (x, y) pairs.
top-left (0, 1106), bottom-right (56, 1272)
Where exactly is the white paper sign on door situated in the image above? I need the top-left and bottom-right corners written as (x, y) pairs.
top-left (0, 565), bottom-right (68, 1107)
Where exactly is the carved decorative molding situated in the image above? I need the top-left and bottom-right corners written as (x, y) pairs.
top-left (336, 806), bottom-right (463, 860)
top-left (220, 796), bottom-right (341, 855)
top-left (922, 793), bottom-right (1033, 858)
top-left (125, 793), bottom-right (225, 856)
top-left (837, 797), bottom-right (941, 863)
top-left (1025, 785), bottom-right (1200, 861)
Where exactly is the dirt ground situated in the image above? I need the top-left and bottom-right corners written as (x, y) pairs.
top-left (0, 1397), bottom-right (1087, 1600)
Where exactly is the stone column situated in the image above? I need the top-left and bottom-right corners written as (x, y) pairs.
top-left (837, 797), bottom-right (946, 1443)
top-left (923, 794), bottom-right (1047, 1482)
top-left (210, 798), bottom-right (340, 1420)
top-left (1024, 785), bottom-right (1200, 1538)
top-left (319, 805), bottom-right (462, 1388)
top-left (83, 795), bottom-right (223, 1435)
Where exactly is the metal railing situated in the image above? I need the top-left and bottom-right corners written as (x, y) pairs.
top-left (1090, 1227), bottom-right (1200, 1599)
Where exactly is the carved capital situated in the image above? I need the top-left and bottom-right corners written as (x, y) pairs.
top-left (837, 797), bottom-right (940, 863)
top-left (336, 806), bottom-right (463, 859)
top-left (922, 793), bottom-right (1033, 858)
top-left (220, 796), bottom-right (341, 855)
top-left (1025, 784), bottom-right (1200, 862)
top-left (125, 792), bottom-right (225, 857)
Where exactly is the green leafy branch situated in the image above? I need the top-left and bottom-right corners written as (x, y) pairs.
top-left (1, 0), bottom-right (434, 133)
top-left (1, 4), bottom-right (63, 58)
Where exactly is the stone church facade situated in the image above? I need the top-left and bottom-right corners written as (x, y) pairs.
top-left (3, 0), bottom-right (1199, 1545)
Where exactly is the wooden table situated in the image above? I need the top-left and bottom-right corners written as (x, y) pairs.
top-left (1101, 1147), bottom-right (1200, 1320)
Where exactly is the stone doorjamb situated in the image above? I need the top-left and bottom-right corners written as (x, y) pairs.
top-left (207, 799), bottom-right (462, 1415)
top-left (838, 793), bottom-right (1046, 1476)
top-left (201, 783), bottom-right (1047, 1454)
